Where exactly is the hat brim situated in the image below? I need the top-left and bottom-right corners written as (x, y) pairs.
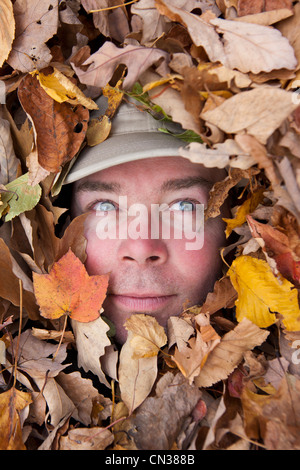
top-left (64, 131), bottom-right (185, 184)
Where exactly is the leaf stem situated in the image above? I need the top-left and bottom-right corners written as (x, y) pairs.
top-left (52, 314), bottom-right (68, 361)
top-left (89, 0), bottom-right (138, 13)
top-left (12, 280), bottom-right (23, 388)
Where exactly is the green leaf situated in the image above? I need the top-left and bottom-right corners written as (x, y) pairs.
top-left (158, 127), bottom-right (203, 143)
top-left (128, 83), bottom-right (203, 143)
top-left (0, 173), bottom-right (42, 221)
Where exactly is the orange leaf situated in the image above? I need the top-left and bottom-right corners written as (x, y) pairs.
top-left (33, 249), bottom-right (109, 323)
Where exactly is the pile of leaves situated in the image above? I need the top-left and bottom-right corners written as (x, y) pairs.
top-left (0, 0), bottom-right (300, 451)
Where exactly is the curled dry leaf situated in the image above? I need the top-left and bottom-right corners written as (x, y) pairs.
top-left (71, 316), bottom-right (112, 387)
top-left (223, 187), bottom-right (265, 238)
top-left (18, 73), bottom-right (89, 173)
top-left (247, 214), bottom-right (300, 284)
top-left (32, 67), bottom-right (98, 110)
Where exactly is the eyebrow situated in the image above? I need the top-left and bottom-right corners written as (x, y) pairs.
top-left (75, 180), bottom-right (122, 193)
top-left (75, 176), bottom-right (212, 195)
top-left (161, 176), bottom-right (213, 192)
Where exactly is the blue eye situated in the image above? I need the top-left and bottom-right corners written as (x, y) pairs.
top-left (169, 200), bottom-right (195, 212)
top-left (94, 201), bottom-right (116, 212)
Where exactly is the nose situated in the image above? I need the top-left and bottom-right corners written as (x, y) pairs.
top-left (118, 238), bottom-right (168, 265)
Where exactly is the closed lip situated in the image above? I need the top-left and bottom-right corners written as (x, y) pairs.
top-left (108, 293), bottom-right (176, 311)
top-left (109, 293), bottom-right (175, 298)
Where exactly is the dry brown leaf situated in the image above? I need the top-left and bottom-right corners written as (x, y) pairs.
top-left (234, 9), bottom-right (293, 26)
top-left (81, 0), bottom-right (130, 43)
top-left (202, 87), bottom-right (298, 144)
top-left (210, 16), bottom-right (297, 73)
top-left (205, 167), bottom-right (259, 220)
top-left (35, 376), bottom-right (75, 427)
top-left (0, 0), bottom-right (15, 68)
top-left (31, 327), bottom-right (74, 343)
top-left (125, 314), bottom-right (167, 358)
top-left (155, 0), bottom-right (297, 73)
top-left (242, 375), bottom-right (300, 449)
top-left (235, 134), bottom-right (280, 186)
top-left (195, 318), bottom-right (269, 387)
top-left (71, 316), bottom-right (112, 388)
top-left (118, 314), bottom-right (167, 411)
top-left (129, 372), bottom-right (201, 450)
top-left (59, 426), bottom-right (114, 450)
top-left (7, 330), bottom-right (69, 385)
top-left (167, 316), bottom-right (195, 351)
top-left (237, 0), bottom-right (293, 16)
top-left (72, 41), bottom-right (168, 90)
top-left (139, 70), bottom-right (200, 133)
top-left (55, 371), bottom-right (105, 426)
top-left (0, 238), bottom-right (39, 320)
top-left (18, 73), bottom-right (89, 173)
top-left (131, 0), bottom-right (171, 44)
top-left (0, 118), bottom-right (21, 185)
top-left (179, 139), bottom-right (256, 170)
top-left (277, 2), bottom-right (300, 70)
top-left (86, 115), bottom-right (112, 147)
top-left (172, 317), bottom-right (220, 384)
top-left (201, 276), bottom-right (238, 315)
top-left (7, 0), bottom-right (59, 72)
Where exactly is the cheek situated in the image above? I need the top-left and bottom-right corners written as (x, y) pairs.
top-left (171, 217), bottom-right (225, 278)
top-left (84, 219), bottom-right (118, 275)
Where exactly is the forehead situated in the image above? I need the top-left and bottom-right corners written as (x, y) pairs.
top-left (73, 156), bottom-right (225, 192)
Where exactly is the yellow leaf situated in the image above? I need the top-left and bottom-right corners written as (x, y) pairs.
top-left (86, 82), bottom-right (123, 146)
top-left (229, 256), bottom-right (300, 331)
top-left (0, 387), bottom-right (32, 450)
top-left (86, 115), bottom-right (112, 147)
top-left (142, 74), bottom-right (182, 93)
top-left (223, 188), bottom-right (265, 238)
top-left (125, 314), bottom-right (167, 358)
top-left (31, 68), bottom-right (98, 110)
top-left (102, 82), bottom-right (124, 118)
top-left (199, 90), bottom-right (233, 100)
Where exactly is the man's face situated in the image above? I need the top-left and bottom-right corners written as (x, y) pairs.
top-left (72, 157), bottom-right (226, 343)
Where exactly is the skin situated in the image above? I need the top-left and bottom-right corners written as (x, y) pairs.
top-left (71, 156), bottom-right (227, 344)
